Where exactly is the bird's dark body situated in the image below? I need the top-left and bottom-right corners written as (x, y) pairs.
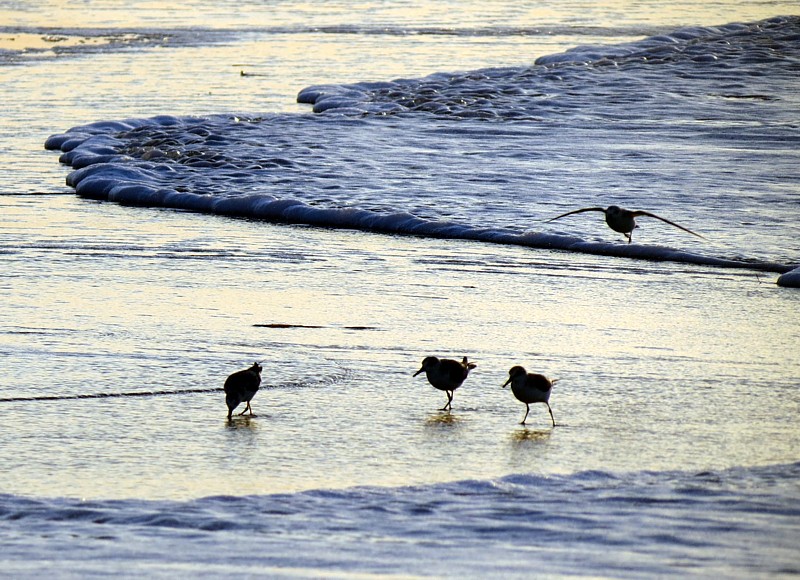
top-left (224, 362), bottom-right (262, 419)
top-left (414, 356), bottom-right (476, 411)
top-left (503, 365), bottom-right (556, 426)
top-left (428, 359), bottom-right (471, 391)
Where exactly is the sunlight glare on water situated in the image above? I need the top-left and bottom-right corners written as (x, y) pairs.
top-left (2, 195), bottom-right (798, 499)
top-left (0, 0), bottom-right (790, 28)
top-left (1, 0), bottom-right (799, 497)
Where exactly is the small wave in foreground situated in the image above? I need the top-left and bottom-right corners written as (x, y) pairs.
top-left (1, 462), bottom-right (798, 576)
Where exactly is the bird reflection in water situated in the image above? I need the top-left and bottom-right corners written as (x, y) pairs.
top-left (510, 428), bottom-right (552, 444)
top-left (424, 411), bottom-right (463, 428)
top-left (225, 415), bottom-right (259, 431)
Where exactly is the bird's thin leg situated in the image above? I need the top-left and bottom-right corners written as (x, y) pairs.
top-left (520, 404), bottom-right (530, 425)
top-left (440, 391), bottom-right (453, 411)
top-left (238, 402), bottom-right (250, 416)
top-left (546, 402), bottom-right (556, 427)
top-left (625, 232), bottom-right (632, 244)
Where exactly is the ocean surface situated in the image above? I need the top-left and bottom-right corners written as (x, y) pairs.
top-left (2, 1), bottom-right (799, 577)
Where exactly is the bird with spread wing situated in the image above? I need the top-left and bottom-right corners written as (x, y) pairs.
top-left (547, 205), bottom-right (705, 243)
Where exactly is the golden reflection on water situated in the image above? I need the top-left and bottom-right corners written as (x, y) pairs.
top-left (510, 428), bottom-right (552, 444)
top-left (2, 2), bottom-right (800, 501)
top-left (0, 1), bottom-right (790, 30)
top-left (225, 416), bottom-right (259, 430)
top-left (0, 32), bottom-right (150, 53)
top-left (424, 411), bottom-right (463, 427)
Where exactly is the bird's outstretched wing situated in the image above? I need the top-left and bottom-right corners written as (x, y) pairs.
top-left (631, 211), bottom-right (705, 240)
top-left (546, 207), bottom-right (606, 222)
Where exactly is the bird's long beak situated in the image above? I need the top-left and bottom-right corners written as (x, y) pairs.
top-left (502, 378), bottom-right (511, 388)
top-left (413, 368), bottom-right (424, 377)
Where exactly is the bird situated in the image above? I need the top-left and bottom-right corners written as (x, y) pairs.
top-left (413, 356), bottom-right (476, 411)
top-left (503, 365), bottom-right (557, 427)
top-left (224, 362), bottom-right (262, 420)
top-left (546, 205), bottom-right (705, 243)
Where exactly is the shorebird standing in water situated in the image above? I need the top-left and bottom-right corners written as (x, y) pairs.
top-left (414, 356), bottom-right (476, 411)
top-left (503, 365), bottom-right (557, 427)
top-left (547, 205), bottom-right (705, 243)
top-left (224, 362), bottom-right (262, 420)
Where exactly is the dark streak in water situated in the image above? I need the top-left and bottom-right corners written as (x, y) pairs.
top-left (0, 387), bottom-right (221, 403)
top-left (254, 323), bottom-right (324, 329)
top-left (254, 323), bottom-right (380, 330)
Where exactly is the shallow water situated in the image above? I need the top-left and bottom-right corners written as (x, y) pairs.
top-left (3, 193), bottom-right (798, 500)
top-left (2, 0), bottom-right (799, 576)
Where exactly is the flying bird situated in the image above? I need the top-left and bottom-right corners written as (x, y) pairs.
top-left (224, 362), bottom-right (262, 419)
top-left (414, 356), bottom-right (476, 411)
top-left (502, 365), bottom-right (557, 427)
top-left (547, 205), bottom-right (704, 243)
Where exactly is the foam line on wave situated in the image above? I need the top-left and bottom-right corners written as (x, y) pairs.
top-left (44, 136), bottom-right (795, 276)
